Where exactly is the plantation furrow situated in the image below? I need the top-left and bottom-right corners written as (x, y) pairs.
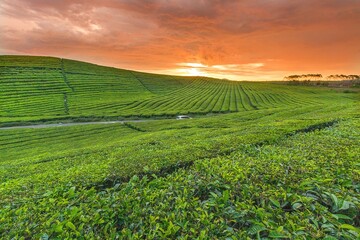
top-left (0, 123), bottom-right (118, 141)
top-left (176, 80), bottom-right (220, 111)
top-left (275, 93), bottom-right (305, 106)
top-left (270, 92), bottom-right (294, 107)
top-left (67, 101), bottom-right (133, 112)
top-left (187, 82), bottom-right (224, 112)
top-left (242, 86), bottom-right (269, 109)
top-left (0, 126), bottom-right (120, 150)
top-left (245, 88), bottom-right (261, 107)
top-left (139, 90), bottom-right (195, 111)
top-left (147, 80), bottom-right (210, 111)
top-left (0, 108), bottom-right (65, 117)
top-left (259, 92), bottom-right (277, 107)
top-left (190, 86), bottom-right (223, 112)
top-left (118, 98), bottom-right (164, 111)
top-left (236, 84), bottom-right (252, 111)
top-left (229, 84), bottom-right (238, 112)
top-left (92, 99), bottom-right (147, 112)
top-left (211, 84), bottom-right (230, 112)
top-left (197, 82), bottom-right (224, 112)
top-left (208, 83), bottom-right (229, 112)
top-left (267, 91), bottom-right (284, 106)
top-left (0, 130), bottom-right (138, 160)
top-left (173, 80), bottom-right (216, 111)
top-left (0, 91), bottom-right (68, 99)
top-left (279, 91), bottom-right (320, 105)
top-left (283, 92), bottom-right (319, 106)
top-left (264, 91), bottom-right (281, 106)
top-left (119, 80), bottom-right (202, 111)
top-left (81, 102), bottom-right (139, 112)
top-left (246, 85), bottom-right (273, 108)
top-left (219, 84), bottom-right (231, 112)
top-left (208, 83), bottom-right (230, 112)
top-left (271, 90), bottom-right (306, 106)
top-left (233, 83), bottom-right (246, 111)
top-left (134, 75), bottom-right (199, 97)
top-left (0, 102), bottom-right (63, 110)
top-left (239, 85), bottom-right (258, 110)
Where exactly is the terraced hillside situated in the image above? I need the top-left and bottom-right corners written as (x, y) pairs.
top-left (0, 55), bottom-right (346, 124)
top-left (1, 55), bottom-right (359, 239)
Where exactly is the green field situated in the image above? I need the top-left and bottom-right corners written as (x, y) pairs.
top-left (0, 55), bottom-right (340, 124)
top-left (0, 56), bottom-right (359, 239)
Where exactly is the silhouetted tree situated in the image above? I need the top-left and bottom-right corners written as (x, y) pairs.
top-left (326, 74), bottom-right (360, 80)
top-left (284, 74), bottom-right (323, 81)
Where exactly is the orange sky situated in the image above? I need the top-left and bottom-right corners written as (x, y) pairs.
top-left (1, 0), bottom-right (360, 80)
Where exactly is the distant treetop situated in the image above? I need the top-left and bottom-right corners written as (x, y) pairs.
top-left (284, 74), bottom-right (360, 81)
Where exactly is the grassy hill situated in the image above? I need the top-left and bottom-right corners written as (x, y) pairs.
top-left (1, 55), bottom-right (355, 124)
top-left (0, 55), bottom-right (359, 238)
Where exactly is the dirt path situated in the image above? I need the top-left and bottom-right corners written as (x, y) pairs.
top-left (0, 119), bottom-right (156, 130)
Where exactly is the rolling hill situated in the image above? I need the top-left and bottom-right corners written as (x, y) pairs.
top-left (1, 55), bottom-right (351, 124)
top-left (0, 55), bottom-right (359, 239)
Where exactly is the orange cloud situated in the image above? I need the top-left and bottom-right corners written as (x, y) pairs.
top-left (1, 0), bottom-right (359, 80)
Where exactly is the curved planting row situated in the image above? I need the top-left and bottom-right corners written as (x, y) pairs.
top-left (0, 56), bottom-right (325, 120)
top-left (113, 80), bottom-right (320, 116)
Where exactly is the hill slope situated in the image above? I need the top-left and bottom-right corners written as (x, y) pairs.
top-left (1, 104), bottom-right (359, 238)
top-left (0, 55), bottom-right (359, 238)
top-left (2, 55), bottom-right (354, 124)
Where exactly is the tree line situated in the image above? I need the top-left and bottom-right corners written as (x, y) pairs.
top-left (284, 74), bottom-right (360, 81)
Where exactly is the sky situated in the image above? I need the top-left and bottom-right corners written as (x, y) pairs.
top-left (1, 0), bottom-right (360, 80)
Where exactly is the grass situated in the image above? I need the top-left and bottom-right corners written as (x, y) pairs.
top-left (0, 55), bottom-right (359, 239)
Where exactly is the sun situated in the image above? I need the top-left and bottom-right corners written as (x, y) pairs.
top-left (187, 68), bottom-right (201, 76)
top-left (187, 67), bottom-right (202, 76)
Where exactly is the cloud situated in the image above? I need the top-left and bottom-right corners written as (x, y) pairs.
top-left (1, 0), bottom-right (359, 79)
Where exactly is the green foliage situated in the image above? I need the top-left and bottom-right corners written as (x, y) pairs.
top-left (2, 56), bottom-right (357, 123)
top-left (0, 55), bottom-right (359, 238)
top-left (0, 105), bottom-right (359, 238)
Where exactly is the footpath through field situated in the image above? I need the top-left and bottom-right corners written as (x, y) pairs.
top-left (0, 119), bottom-right (157, 130)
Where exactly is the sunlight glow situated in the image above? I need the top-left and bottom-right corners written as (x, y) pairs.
top-left (170, 62), bottom-right (268, 80)
top-left (177, 63), bottom-right (208, 68)
top-left (187, 67), bottom-right (204, 76)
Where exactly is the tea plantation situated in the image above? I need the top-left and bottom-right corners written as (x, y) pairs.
top-left (0, 56), bottom-right (359, 239)
top-left (1, 55), bottom-right (325, 123)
